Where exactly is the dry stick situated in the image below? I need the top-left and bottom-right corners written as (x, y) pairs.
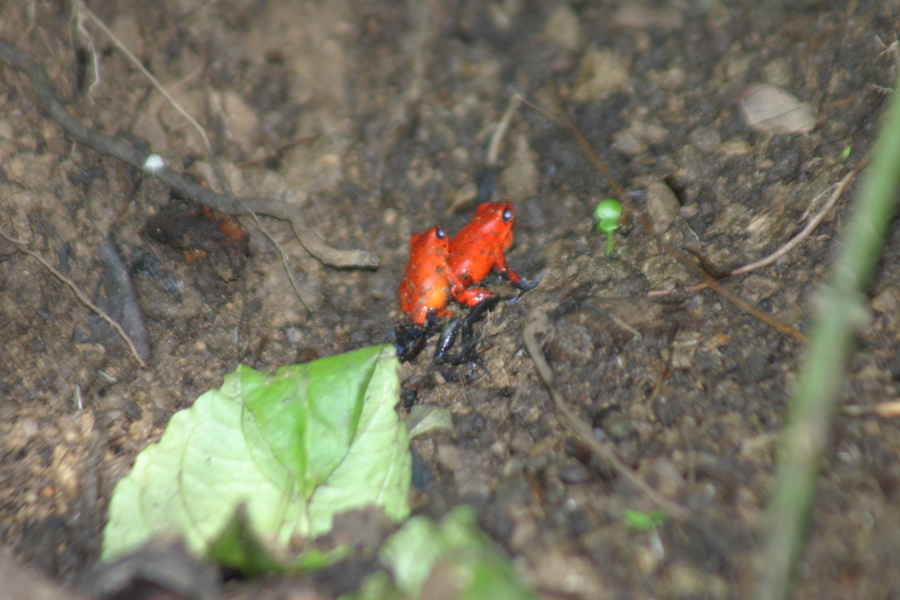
top-left (649, 163), bottom-right (866, 298)
top-left (651, 165), bottom-right (864, 307)
top-left (235, 134), bottom-right (321, 168)
top-left (523, 314), bottom-right (689, 521)
top-left (71, 8), bottom-right (101, 100)
top-left (729, 157), bottom-right (869, 276)
top-left (74, 2), bottom-right (216, 162)
top-left (842, 399), bottom-right (900, 418)
top-left (0, 229), bottom-right (147, 368)
top-left (0, 38), bottom-right (377, 268)
top-left (244, 209), bottom-right (311, 313)
top-left (486, 94), bottom-right (522, 167)
top-left (551, 81), bottom-right (808, 345)
top-left (583, 302), bottom-right (642, 340)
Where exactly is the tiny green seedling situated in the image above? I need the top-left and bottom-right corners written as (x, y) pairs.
top-left (624, 509), bottom-right (667, 560)
top-left (841, 145), bottom-right (852, 160)
top-left (622, 509), bottom-right (667, 532)
top-left (594, 199), bottom-right (622, 256)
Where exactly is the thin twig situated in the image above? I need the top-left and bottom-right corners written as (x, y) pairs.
top-left (550, 80), bottom-right (809, 345)
top-left (583, 302), bottom-right (642, 340)
top-left (234, 134), bottom-right (321, 168)
top-left (842, 400), bottom-right (900, 418)
top-left (72, 7), bottom-right (101, 100)
top-left (515, 87), bottom-right (564, 126)
top-left (486, 94), bottom-right (521, 167)
top-left (0, 38), bottom-right (377, 268)
top-left (730, 157), bottom-right (869, 276)
top-left (241, 209), bottom-right (311, 314)
top-left (74, 1), bottom-right (216, 162)
top-left (523, 314), bottom-right (690, 521)
top-left (0, 229), bottom-right (147, 368)
top-left (646, 282), bottom-right (708, 297)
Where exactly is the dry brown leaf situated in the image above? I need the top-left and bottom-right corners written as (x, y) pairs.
top-left (741, 83), bottom-right (815, 133)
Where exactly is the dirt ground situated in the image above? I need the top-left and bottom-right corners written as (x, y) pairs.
top-left (1, 1), bottom-right (900, 598)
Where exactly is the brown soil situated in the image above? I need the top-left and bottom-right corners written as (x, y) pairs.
top-left (1, 1), bottom-right (899, 599)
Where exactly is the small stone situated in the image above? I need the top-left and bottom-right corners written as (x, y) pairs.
top-left (647, 67), bottom-right (687, 90)
top-left (614, 4), bottom-right (684, 30)
top-left (218, 91), bottom-right (260, 150)
top-left (671, 330), bottom-right (701, 370)
top-left (612, 129), bottom-right (647, 156)
top-left (688, 125), bottom-right (721, 154)
top-left (559, 465), bottom-right (589, 484)
top-left (871, 288), bottom-right (899, 314)
top-left (763, 58), bottom-right (792, 88)
top-left (719, 137), bottom-right (752, 156)
top-left (544, 4), bottom-right (583, 51)
top-left (436, 444), bottom-right (463, 472)
top-left (649, 457), bottom-right (685, 497)
top-left (740, 275), bottom-right (783, 304)
top-left (509, 430), bottom-right (533, 455)
top-left (572, 46), bottom-right (629, 103)
top-left (600, 411), bottom-right (634, 442)
top-left (645, 182), bottom-right (680, 233)
top-left (617, 120), bottom-right (668, 159)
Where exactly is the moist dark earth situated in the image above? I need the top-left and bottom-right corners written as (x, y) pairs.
top-left (2, 1), bottom-right (900, 599)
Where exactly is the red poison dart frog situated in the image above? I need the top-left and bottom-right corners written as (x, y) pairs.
top-left (395, 225), bottom-right (467, 362)
top-left (448, 200), bottom-right (541, 305)
top-left (398, 225), bottom-right (462, 325)
top-left (395, 201), bottom-right (541, 367)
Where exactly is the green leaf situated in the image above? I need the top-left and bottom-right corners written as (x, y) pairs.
top-left (102, 345), bottom-right (410, 572)
top-left (347, 506), bottom-right (539, 600)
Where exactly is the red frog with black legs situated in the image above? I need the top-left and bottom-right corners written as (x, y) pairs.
top-left (448, 200), bottom-right (542, 306)
top-left (395, 201), bottom-right (541, 366)
top-left (395, 225), bottom-right (466, 362)
top-left (398, 225), bottom-right (462, 325)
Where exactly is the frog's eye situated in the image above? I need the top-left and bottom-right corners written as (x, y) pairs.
top-left (435, 226), bottom-right (446, 239)
top-left (502, 208), bottom-right (513, 222)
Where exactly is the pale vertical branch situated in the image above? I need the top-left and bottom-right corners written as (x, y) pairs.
top-left (754, 74), bottom-right (900, 600)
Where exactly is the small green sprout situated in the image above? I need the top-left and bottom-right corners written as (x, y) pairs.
top-left (841, 145), bottom-right (852, 160)
top-left (594, 199), bottom-right (622, 256)
top-left (622, 509), bottom-right (667, 532)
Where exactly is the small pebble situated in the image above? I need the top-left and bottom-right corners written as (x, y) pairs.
top-left (559, 465), bottom-right (590, 484)
top-left (645, 182), bottom-right (680, 234)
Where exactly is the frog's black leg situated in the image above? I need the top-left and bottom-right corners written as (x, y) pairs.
top-left (393, 321), bottom-right (428, 362)
top-left (434, 297), bottom-right (499, 384)
top-left (463, 295), bottom-right (500, 326)
top-left (433, 316), bottom-right (462, 364)
top-left (512, 271), bottom-right (545, 294)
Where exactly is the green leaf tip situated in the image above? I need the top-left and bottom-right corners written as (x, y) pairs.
top-left (103, 344), bottom-right (410, 574)
top-left (344, 507), bottom-right (540, 600)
